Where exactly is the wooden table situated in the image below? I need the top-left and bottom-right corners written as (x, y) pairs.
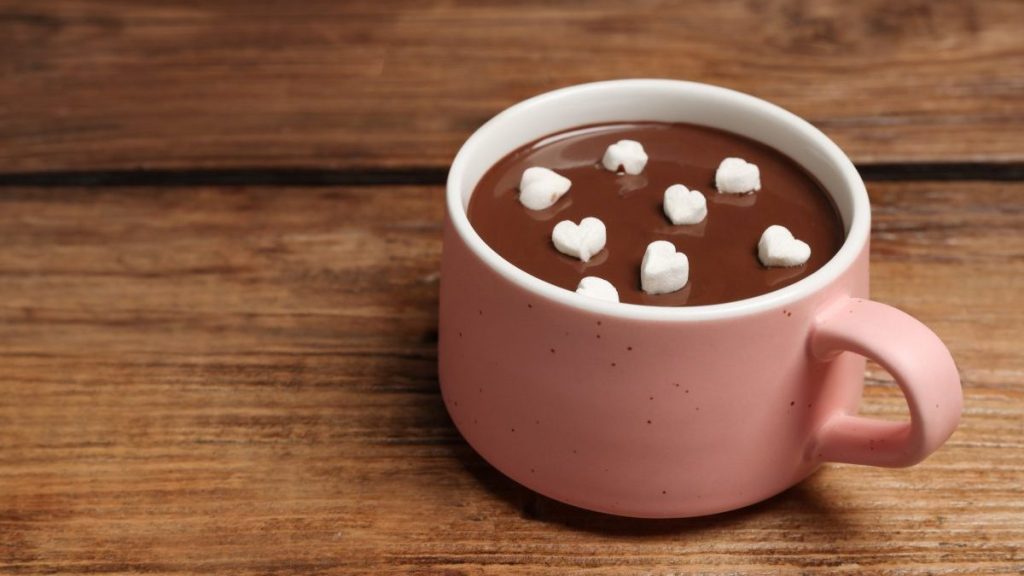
top-left (1, 2), bottom-right (1022, 574)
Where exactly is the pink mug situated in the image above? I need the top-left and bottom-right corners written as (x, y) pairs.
top-left (439, 80), bottom-right (962, 518)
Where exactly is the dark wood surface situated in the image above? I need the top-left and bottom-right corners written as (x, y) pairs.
top-left (1, 182), bottom-right (1022, 574)
top-left (2, 0), bottom-right (1023, 172)
top-left (1, 2), bottom-right (1023, 574)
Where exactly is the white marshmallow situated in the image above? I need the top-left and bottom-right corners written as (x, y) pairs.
top-left (519, 167), bottom-right (571, 210)
top-left (601, 140), bottom-right (648, 175)
top-left (552, 217), bottom-right (607, 263)
top-left (641, 240), bottom-right (689, 295)
top-left (758, 225), bottom-right (811, 267)
top-left (715, 157), bottom-right (761, 194)
top-left (663, 184), bottom-right (707, 225)
top-left (576, 276), bottom-right (619, 303)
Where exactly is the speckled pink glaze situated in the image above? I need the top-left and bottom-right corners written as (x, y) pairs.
top-left (439, 80), bottom-right (963, 518)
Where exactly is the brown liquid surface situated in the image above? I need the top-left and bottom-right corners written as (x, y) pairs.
top-left (467, 122), bottom-right (844, 306)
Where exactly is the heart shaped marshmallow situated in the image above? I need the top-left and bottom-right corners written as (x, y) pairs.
top-left (601, 140), bottom-right (648, 175)
top-left (663, 184), bottom-right (707, 225)
top-left (552, 217), bottom-right (607, 263)
top-left (576, 276), bottom-right (619, 303)
top-left (641, 240), bottom-right (689, 295)
top-left (758, 225), bottom-right (811, 267)
top-left (715, 157), bottom-right (761, 194)
top-left (519, 167), bottom-right (571, 210)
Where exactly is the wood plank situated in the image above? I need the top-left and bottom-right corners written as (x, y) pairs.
top-left (0, 181), bottom-right (1022, 573)
top-left (1, 0), bottom-right (1023, 172)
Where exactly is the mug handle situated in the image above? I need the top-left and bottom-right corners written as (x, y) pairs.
top-left (809, 297), bottom-right (963, 467)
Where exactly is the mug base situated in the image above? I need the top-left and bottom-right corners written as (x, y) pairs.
top-left (442, 381), bottom-right (822, 519)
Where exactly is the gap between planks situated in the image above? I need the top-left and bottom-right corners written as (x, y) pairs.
top-left (0, 163), bottom-right (1023, 188)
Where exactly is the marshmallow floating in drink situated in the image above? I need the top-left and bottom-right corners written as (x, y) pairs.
top-left (641, 240), bottom-right (689, 295)
top-left (715, 157), bottom-right (761, 194)
top-left (552, 217), bottom-right (607, 263)
top-left (601, 140), bottom-right (648, 175)
top-left (758, 225), bottom-right (811, 267)
top-left (576, 276), bottom-right (619, 303)
top-left (663, 184), bottom-right (707, 225)
top-left (518, 167), bottom-right (571, 210)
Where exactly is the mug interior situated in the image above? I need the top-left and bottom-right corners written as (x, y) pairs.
top-left (447, 79), bottom-right (870, 321)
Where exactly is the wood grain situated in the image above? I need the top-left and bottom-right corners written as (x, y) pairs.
top-left (1, 0), bottom-right (1023, 172)
top-left (0, 181), bottom-right (1021, 574)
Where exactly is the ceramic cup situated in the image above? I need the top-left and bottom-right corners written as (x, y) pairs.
top-left (439, 79), bottom-right (962, 518)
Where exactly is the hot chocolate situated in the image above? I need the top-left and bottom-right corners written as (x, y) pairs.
top-left (467, 122), bottom-right (844, 306)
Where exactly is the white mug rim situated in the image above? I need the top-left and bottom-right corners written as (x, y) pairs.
top-left (446, 79), bottom-right (870, 322)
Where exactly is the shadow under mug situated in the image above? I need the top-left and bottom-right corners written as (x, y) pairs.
top-left (439, 79), bottom-right (962, 518)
